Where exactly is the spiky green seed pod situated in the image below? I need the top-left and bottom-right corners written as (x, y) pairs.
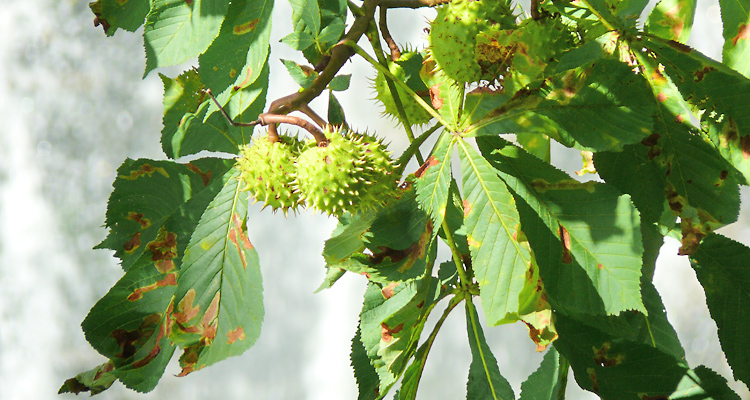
top-left (237, 133), bottom-right (302, 214)
top-left (428, 0), bottom-right (516, 83)
top-left (373, 50), bottom-right (433, 126)
top-left (294, 128), bottom-right (398, 216)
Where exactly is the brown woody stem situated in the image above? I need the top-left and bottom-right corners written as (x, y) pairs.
top-left (379, 7), bottom-right (401, 61)
top-left (257, 114), bottom-right (328, 144)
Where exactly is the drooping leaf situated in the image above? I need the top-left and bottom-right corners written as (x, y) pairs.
top-left (89, 0), bottom-right (150, 36)
top-left (645, 0), bottom-right (697, 43)
top-left (81, 238), bottom-right (179, 392)
top-left (690, 233), bottom-right (750, 387)
top-left (457, 139), bottom-right (532, 325)
top-left (59, 362), bottom-right (116, 395)
top-left (170, 168), bottom-right (264, 376)
top-left (96, 158), bottom-right (234, 271)
top-left (465, 301), bottom-right (516, 400)
top-left (467, 59), bottom-right (656, 152)
top-left (518, 348), bottom-right (564, 400)
top-left (324, 190), bottom-right (434, 283)
top-left (198, 0), bottom-right (274, 99)
top-left (719, 0), bottom-right (750, 77)
top-left (477, 136), bottom-right (645, 316)
top-left (351, 325), bottom-right (381, 400)
top-left (414, 130), bottom-right (454, 232)
top-left (359, 278), bottom-right (436, 393)
top-left (143, 0), bottom-right (229, 76)
top-left (280, 31), bottom-right (316, 50)
top-left (329, 74), bottom-right (351, 91)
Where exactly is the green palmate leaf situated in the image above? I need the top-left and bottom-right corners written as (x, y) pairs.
top-left (518, 348), bottom-right (565, 400)
top-left (720, 0), bottom-right (750, 77)
top-left (96, 158), bottom-right (234, 271)
top-left (359, 278), bottom-right (436, 393)
top-left (59, 362), bottom-right (116, 395)
top-left (162, 63), bottom-right (269, 158)
top-left (414, 130), bottom-right (454, 231)
top-left (690, 233), bottom-right (750, 387)
top-left (298, 0), bottom-right (347, 64)
top-left (170, 168), bottom-right (264, 376)
top-left (643, 37), bottom-right (750, 182)
top-left (351, 326), bottom-right (380, 400)
top-left (670, 366), bottom-right (742, 400)
top-left (477, 136), bottom-right (645, 316)
top-left (199, 0), bottom-right (274, 100)
top-left (467, 59), bottom-right (655, 152)
top-left (465, 301), bottom-right (515, 400)
top-left (457, 139), bottom-right (532, 325)
top-left (440, 179), bottom-right (470, 257)
top-left (143, 0), bottom-right (229, 77)
top-left (89, 0), bottom-right (150, 36)
top-left (645, 0), bottom-right (697, 43)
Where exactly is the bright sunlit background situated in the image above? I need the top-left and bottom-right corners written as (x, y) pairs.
top-left (0, 0), bottom-right (748, 399)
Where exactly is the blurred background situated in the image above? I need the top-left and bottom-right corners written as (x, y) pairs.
top-left (0, 0), bottom-right (748, 399)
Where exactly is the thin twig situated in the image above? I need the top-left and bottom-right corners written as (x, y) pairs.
top-left (379, 7), bottom-right (401, 61)
top-left (257, 114), bottom-right (328, 144)
top-left (204, 89), bottom-right (259, 128)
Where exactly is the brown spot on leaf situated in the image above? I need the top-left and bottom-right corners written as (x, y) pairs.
top-left (656, 92), bottom-right (667, 102)
top-left (381, 323), bottom-right (404, 342)
top-left (732, 24), bottom-right (750, 46)
top-left (593, 342), bottom-right (623, 367)
top-left (463, 200), bottom-right (472, 217)
top-left (381, 282), bottom-right (398, 299)
top-left (429, 84), bottom-right (443, 109)
top-left (111, 314), bottom-right (161, 359)
top-left (174, 289), bottom-right (200, 325)
top-left (641, 133), bottom-right (661, 159)
top-left (227, 327), bottom-right (245, 344)
top-left (233, 19), bottom-right (259, 35)
top-left (588, 368), bottom-right (599, 393)
top-left (693, 66), bottom-right (715, 82)
top-left (185, 0), bottom-right (193, 4)
top-left (229, 212), bottom-right (253, 269)
top-left (414, 156), bottom-right (440, 178)
top-left (147, 229), bottom-right (178, 273)
top-left (597, 263), bottom-right (604, 270)
top-left (187, 163), bottom-right (211, 186)
top-left (741, 135), bottom-right (750, 160)
top-left (667, 40), bottom-right (692, 53)
top-left (678, 218), bottom-right (707, 255)
top-left (127, 212), bottom-right (151, 229)
top-left (124, 232), bottom-right (141, 252)
top-left (120, 163), bottom-right (169, 180)
top-left (558, 224), bottom-right (572, 264)
top-left (233, 67), bottom-right (254, 91)
top-left (128, 273), bottom-right (177, 301)
top-left (199, 293), bottom-right (221, 344)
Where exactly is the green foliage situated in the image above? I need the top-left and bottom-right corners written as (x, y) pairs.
top-left (65, 0), bottom-right (750, 398)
